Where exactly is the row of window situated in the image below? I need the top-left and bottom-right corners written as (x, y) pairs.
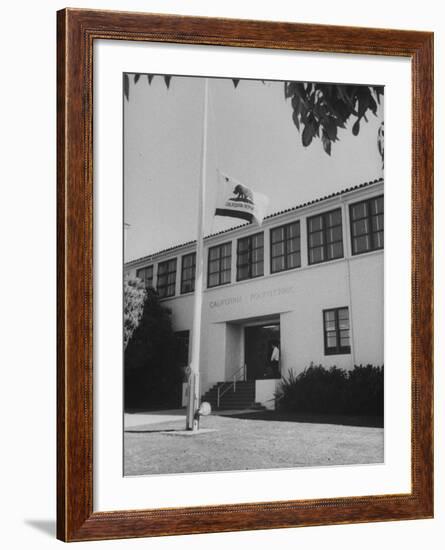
top-left (174, 307), bottom-right (351, 361)
top-left (136, 196), bottom-right (383, 298)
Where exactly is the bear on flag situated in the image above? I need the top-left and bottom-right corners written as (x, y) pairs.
top-left (214, 171), bottom-right (270, 226)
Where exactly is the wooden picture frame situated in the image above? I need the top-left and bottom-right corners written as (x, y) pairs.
top-left (57, 8), bottom-right (433, 542)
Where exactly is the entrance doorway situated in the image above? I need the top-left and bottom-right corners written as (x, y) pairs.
top-left (244, 323), bottom-right (281, 381)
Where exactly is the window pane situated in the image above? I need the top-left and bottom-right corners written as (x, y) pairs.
top-left (310, 246), bottom-right (323, 263)
top-left (271, 227), bottom-right (284, 243)
top-left (338, 308), bottom-right (349, 321)
top-left (237, 265), bottom-right (249, 280)
top-left (327, 209), bottom-right (342, 226)
top-left (327, 241), bottom-right (343, 259)
top-left (339, 317), bottom-right (349, 329)
top-left (287, 238), bottom-right (300, 253)
top-left (370, 196), bottom-right (384, 215)
top-left (374, 231), bottom-right (384, 249)
top-left (310, 231), bottom-right (323, 247)
top-left (327, 334), bottom-right (337, 348)
top-left (208, 260), bottom-right (219, 274)
top-left (288, 252), bottom-right (300, 268)
top-left (209, 247), bottom-right (219, 261)
top-left (252, 248), bottom-right (263, 262)
top-left (351, 203), bottom-right (367, 220)
top-left (352, 219), bottom-right (369, 236)
top-left (272, 242), bottom-right (285, 257)
top-left (325, 310), bottom-right (336, 322)
top-left (253, 234), bottom-right (263, 248)
top-left (372, 214), bottom-right (384, 232)
top-left (309, 216), bottom-right (322, 232)
top-left (208, 273), bottom-right (219, 287)
top-left (238, 238), bottom-right (249, 252)
top-left (353, 235), bottom-right (370, 253)
top-left (327, 226), bottom-right (342, 243)
top-left (288, 222), bottom-right (300, 238)
top-left (251, 263), bottom-right (263, 277)
top-left (272, 257), bottom-right (285, 272)
top-left (340, 336), bottom-right (350, 347)
top-left (351, 196), bottom-right (384, 255)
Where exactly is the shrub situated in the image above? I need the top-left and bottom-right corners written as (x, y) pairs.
top-left (276, 363), bottom-right (383, 416)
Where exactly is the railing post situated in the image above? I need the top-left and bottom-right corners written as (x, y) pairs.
top-left (217, 386), bottom-right (220, 409)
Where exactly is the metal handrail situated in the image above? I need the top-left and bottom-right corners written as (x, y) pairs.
top-left (216, 364), bottom-right (246, 408)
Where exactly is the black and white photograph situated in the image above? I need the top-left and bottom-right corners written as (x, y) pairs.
top-left (123, 73), bottom-right (384, 476)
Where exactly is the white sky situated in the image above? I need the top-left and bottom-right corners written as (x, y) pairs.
top-left (124, 75), bottom-right (383, 262)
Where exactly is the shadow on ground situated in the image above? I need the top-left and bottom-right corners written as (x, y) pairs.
top-left (221, 410), bottom-right (383, 428)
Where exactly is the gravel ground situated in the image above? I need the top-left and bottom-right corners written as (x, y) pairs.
top-left (124, 413), bottom-right (384, 476)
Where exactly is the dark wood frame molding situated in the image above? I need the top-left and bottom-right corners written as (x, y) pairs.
top-left (57, 8), bottom-right (433, 542)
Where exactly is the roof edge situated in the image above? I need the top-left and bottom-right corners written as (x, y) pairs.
top-left (125, 177), bottom-right (383, 267)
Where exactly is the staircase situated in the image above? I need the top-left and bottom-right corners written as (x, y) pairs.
top-left (201, 381), bottom-right (264, 411)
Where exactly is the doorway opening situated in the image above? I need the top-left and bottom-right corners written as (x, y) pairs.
top-left (244, 322), bottom-right (281, 381)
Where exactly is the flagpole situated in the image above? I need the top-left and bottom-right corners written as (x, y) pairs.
top-left (186, 77), bottom-right (209, 431)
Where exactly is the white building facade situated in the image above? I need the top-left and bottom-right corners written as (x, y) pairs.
top-left (124, 179), bottom-right (384, 409)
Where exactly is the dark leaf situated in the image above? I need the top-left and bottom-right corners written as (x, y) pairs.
top-left (373, 85), bottom-right (384, 104)
top-left (123, 74), bottom-right (129, 101)
top-left (291, 94), bottom-right (300, 112)
top-left (302, 123), bottom-right (315, 147)
top-left (352, 119), bottom-right (360, 136)
top-left (324, 117), bottom-right (338, 141)
top-left (134, 74), bottom-right (140, 84)
top-left (322, 131), bottom-right (332, 155)
top-left (368, 94), bottom-right (378, 115)
top-left (164, 75), bottom-right (172, 88)
top-left (357, 88), bottom-right (370, 118)
top-left (232, 78), bottom-right (240, 88)
top-left (333, 99), bottom-right (351, 122)
top-left (147, 74), bottom-right (154, 84)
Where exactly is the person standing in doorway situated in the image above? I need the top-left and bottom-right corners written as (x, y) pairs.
top-left (270, 340), bottom-right (280, 378)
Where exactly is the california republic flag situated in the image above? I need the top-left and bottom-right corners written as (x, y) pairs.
top-left (214, 171), bottom-right (269, 226)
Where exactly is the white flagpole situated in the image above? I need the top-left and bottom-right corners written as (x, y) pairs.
top-left (186, 77), bottom-right (209, 431)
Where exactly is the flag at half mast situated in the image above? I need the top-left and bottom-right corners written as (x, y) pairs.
top-left (214, 172), bottom-right (270, 226)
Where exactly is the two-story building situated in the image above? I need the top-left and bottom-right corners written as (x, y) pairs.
top-left (124, 178), bottom-right (384, 409)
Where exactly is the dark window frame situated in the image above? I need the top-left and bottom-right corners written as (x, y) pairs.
top-left (307, 208), bottom-right (344, 265)
top-left (180, 252), bottom-right (196, 294)
top-left (136, 265), bottom-right (154, 289)
top-left (157, 258), bottom-right (177, 298)
top-left (349, 195), bottom-right (384, 255)
top-left (323, 306), bottom-right (351, 356)
top-left (270, 221), bottom-right (301, 274)
top-left (207, 242), bottom-right (232, 288)
top-left (236, 232), bottom-right (264, 282)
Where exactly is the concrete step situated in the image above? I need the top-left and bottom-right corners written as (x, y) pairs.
top-left (201, 380), bottom-right (258, 411)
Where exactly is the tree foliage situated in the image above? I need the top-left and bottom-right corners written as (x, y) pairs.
top-left (124, 74), bottom-right (384, 157)
top-left (284, 82), bottom-right (383, 155)
top-left (123, 275), bottom-right (146, 350)
top-left (124, 287), bottom-right (183, 410)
